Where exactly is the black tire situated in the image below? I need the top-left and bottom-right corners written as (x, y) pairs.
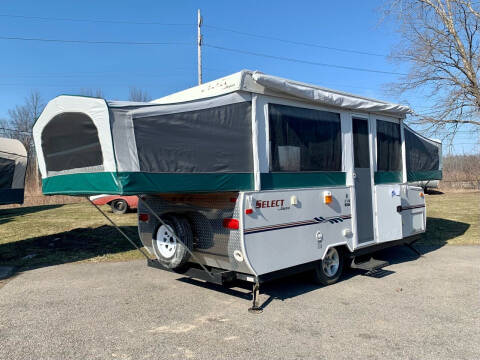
top-left (152, 215), bottom-right (193, 271)
top-left (312, 247), bottom-right (344, 286)
top-left (111, 199), bottom-right (128, 214)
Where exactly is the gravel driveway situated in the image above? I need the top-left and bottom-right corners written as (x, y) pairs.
top-left (0, 245), bottom-right (479, 360)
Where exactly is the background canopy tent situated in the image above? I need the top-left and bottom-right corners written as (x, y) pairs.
top-left (0, 137), bottom-right (27, 205)
top-left (33, 70), bottom-right (441, 196)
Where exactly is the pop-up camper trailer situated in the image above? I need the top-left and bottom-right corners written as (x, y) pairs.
top-left (33, 70), bottom-right (442, 296)
top-left (0, 137), bottom-right (27, 205)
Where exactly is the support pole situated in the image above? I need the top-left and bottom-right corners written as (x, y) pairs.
top-left (197, 9), bottom-right (202, 85)
top-left (87, 197), bottom-right (150, 260)
top-left (248, 282), bottom-right (263, 314)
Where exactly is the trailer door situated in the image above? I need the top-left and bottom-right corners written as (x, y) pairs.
top-left (352, 117), bottom-right (375, 245)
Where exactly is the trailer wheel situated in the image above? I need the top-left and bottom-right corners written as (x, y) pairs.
top-left (313, 247), bottom-right (344, 286)
top-left (152, 215), bottom-right (193, 271)
top-left (111, 199), bottom-right (128, 214)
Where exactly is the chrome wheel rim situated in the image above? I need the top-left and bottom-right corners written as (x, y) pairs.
top-left (114, 201), bottom-right (126, 211)
top-left (322, 248), bottom-right (340, 277)
top-left (155, 224), bottom-right (176, 259)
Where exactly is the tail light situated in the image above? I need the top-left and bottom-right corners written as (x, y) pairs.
top-left (139, 213), bottom-right (149, 222)
top-left (222, 218), bottom-right (239, 230)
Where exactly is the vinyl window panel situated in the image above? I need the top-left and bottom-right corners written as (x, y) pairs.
top-left (133, 101), bottom-right (253, 173)
top-left (268, 104), bottom-right (342, 172)
top-left (41, 112), bottom-right (104, 172)
top-left (376, 120), bottom-right (402, 171)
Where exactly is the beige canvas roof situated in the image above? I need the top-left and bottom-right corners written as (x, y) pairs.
top-left (152, 70), bottom-right (411, 118)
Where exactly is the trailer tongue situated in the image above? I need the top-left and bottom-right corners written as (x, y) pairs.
top-left (33, 70), bottom-right (442, 312)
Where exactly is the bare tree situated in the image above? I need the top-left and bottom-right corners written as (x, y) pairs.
top-left (79, 88), bottom-right (104, 98)
top-left (386, 0), bottom-right (480, 136)
top-left (4, 91), bottom-right (43, 155)
top-left (129, 86), bottom-right (151, 102)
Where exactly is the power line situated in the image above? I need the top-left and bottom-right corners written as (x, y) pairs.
top-left (0, 35), bottom-right (191, 46)
top-left (0, 13), bottom-right (193, 26)
top-left (204, 24), bottom-right (386, 58)
top-left (0, 13), bottom-right (386, 58)
top-left (204, 43), bottom-right (407, 76)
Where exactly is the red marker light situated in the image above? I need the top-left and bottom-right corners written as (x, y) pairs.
top-left (245, 209), bottom-right (253, 215)
top-left (222, 218), bottom-right (239, 230)
top-left (139, 213), bottom-right (149, 222)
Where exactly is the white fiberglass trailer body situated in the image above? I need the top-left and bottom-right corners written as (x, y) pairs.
top-left (33, 70), bottom-right (442, 286)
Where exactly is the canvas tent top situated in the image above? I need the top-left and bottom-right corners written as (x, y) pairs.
top-left (153, 70), bottom-right (411, 117)
top-left (34, 70), bottom-right (433, 197)
top-left (0, 137), bottom-right (27, 205)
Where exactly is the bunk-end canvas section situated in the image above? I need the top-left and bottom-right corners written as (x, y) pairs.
top-left (33, 93), bottom-right (254, 195)
top-left (404, 125), bottom-right (442, 182)
top-left (0, 137), bottom-right (27, 205)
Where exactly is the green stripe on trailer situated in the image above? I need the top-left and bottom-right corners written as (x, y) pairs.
top-left (260, 172), bottom-right (346, 190)
top-left (42, 172), bottom-right (254, 195)
top-left (407, 170), bottom-right (442, 182)
top-left (374, 171), bottom-right (403, 184)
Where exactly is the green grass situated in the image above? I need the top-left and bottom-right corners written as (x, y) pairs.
top-left (0, 191), bottom-right (478, 273)
top-left (0, 202), bottom-right (148, 272)
top-left (422, 191), bottom-right (479, 246)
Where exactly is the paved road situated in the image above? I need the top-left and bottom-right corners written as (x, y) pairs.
top-left (0, 245), bottom-right (479, 360)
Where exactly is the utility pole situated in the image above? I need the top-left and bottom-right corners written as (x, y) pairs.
top-left (197, 9), bottom-right (202, 85)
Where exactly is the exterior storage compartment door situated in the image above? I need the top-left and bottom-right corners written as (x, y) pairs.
top-left (401, 186), bottom-right (426, 237)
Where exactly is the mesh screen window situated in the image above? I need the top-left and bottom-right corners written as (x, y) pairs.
top-left (269, 104), bottom-right (342, 172)
top-left (352, 118), bottom-right (370, 168)
top-left (376, 120), bottom-right (402, 171)
top-left (133, 102), bottom-right (253, 173)
top-left (41, 112), bottom-right (103, 172)
top-left (404, 127), bottom-right (439, 171)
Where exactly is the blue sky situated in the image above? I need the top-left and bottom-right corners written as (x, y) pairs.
top-left (0, 0), bottom-right (477, 153)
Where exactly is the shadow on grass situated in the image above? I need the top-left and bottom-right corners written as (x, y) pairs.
top-left (0, 225), bottom-right (142, 274)
top-left (176, 217), bottom-right (470, 311)
top-left (425, 189), bottom-right (444, 195)
top-left (0, 204), bottom-right (64, 226)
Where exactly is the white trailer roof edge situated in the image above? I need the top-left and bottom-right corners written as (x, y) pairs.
top-left (152, 70), bottom-right (411, 118)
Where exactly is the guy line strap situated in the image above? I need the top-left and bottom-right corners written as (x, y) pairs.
top-left (87, 196), bottom-right (215, 280)
top-left (87, 197), bottom-right (151, 260)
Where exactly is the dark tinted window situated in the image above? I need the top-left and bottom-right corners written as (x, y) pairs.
top-left (42, 112), bottom-right (103, 172)
top-left (404, 127), bottom-right (439, 171)
top-left (376, 120), bottom-right (402, 171)
top-left (134, 102), bottom-right (253, 173)
top-left (0, 157), bottom-right (15, 189)
top-left (353, 118), bottom-right (370, 168)
top-left (269, 104), bottom-right (341, 172)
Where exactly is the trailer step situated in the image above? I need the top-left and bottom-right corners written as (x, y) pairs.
top-left (350, 257), bottom-right (389, 272)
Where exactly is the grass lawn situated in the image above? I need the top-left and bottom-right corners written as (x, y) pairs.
top-left (0, 202), bottom-right (148, 272)
top-left (423, 191), bottom-right (479, 246)
top-left (0, 191), bottom-right (478, 273)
